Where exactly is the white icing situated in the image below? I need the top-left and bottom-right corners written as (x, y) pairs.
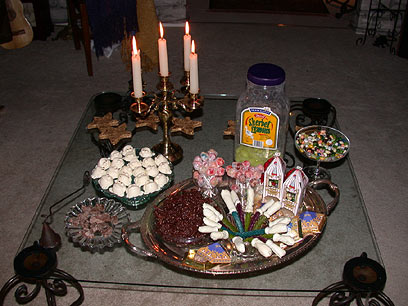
top-left (139, 147), bottom-right (153, 158)
top-left (119, 165), bottom-right (133, 176)
top-left (145, 165), bottom-right (159, 177)
top-left (99, 175), bottom-right (114, 189)
top-left (121, 145), bottom-right (135, 156)
top-left (127, 184), bottom-right (143, 198)
top-left (128, 158), bottom-right (142, 169)
top-left (123, 153), bottom-right (137, 162)
top-left (154, 154), bottom-right (168, 166)
top-left (158, 162), bottom-right (172, 174)
top-left (110, 158), bottom-right (124, 169)
top-left (91, 166), bottom-right (106, 179)
top-left (97, 158), bottom-right (111, 170)
top-left (106, 167), bottom-right (119, 179)
top-left (142, 157), bottom-right (156, 168)
top-left (135, 174), bottom-right (150, 187)
top-left (154, 173), bottom-right (169, 187)
top-left (111, 181), bottom-right (126, 197)
top-left (118, 173), bottom-right (132, 186)
top-left (144, 181), bottom-right (159, 194)
top-left (132, 166), bottom-right (146, 178)
top-left (109, 150), bottom-right (122, 160)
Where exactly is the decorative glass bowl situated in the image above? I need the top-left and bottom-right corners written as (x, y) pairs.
top-left (65, 197), bottom-right (130, 252)
top-left (93, 172), bottom-right (174, 209)
top-left (92, 148), bottom-right (174, 209)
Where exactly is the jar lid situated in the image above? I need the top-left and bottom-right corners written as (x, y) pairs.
top-left (247, 63), bottom-right (285, 86)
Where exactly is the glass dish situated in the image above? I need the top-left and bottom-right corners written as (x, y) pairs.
top-left (65, 197), bottom-right (130, 252)
top-left (295, 125), bottom-right (350, 180)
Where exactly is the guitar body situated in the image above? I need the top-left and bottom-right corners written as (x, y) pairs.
top-left (1, 0), bottom-right (33, 49)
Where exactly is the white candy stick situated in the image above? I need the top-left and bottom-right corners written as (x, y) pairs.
top-left (210, 231), bottom-right (229, 240)
top-left (230, 190), bottom-right (240, 205)
top-left (273, 233), bottom-right (295, 246)
top-left (269, 217), bottom-right (292, 227)
top-left (257, 198), bottom-right (277, 214)
top-left (264, 223), bottom-right (288, 235)
top-left (203, 217), bottom-right (222, 228)
top-left (245, 187), bottom-right (254, 213)
top-left (263, 201), bottom-right (282, 218)
top-left (203, 208), bottom-right (221, 222)
top-left (198, 226), bottom-right (219, 233)
top-left (232, 236), bottom-right (246, 253)
top-left (283, 229), bottom-right (297, 238)
top-left (265, 240), bottom-right (286, 258)
top-left (251, 238), bottom-right (272, 258)
top-left (221, 190), bottom-right (236, 213)
top-left (202, 203), bottom-right (223, 220)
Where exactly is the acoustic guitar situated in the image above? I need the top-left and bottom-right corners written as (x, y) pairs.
top-left (1, 0), bottom-right (33, 49)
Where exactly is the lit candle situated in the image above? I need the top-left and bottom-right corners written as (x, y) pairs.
top-left (183, 21), bottom-right (191, 72)
top-left (189, 40), bottom-right (199, 94)
top-left (158, 22), bottom-right (169, 77)
top-left (132, 36), bottom-right (143, 98)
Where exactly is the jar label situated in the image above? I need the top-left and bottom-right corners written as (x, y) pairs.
top-left (240, 107), bottom-right (279, 149)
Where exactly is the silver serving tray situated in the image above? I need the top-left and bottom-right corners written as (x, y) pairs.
top-left (122, 178), bottom-right (339, 275)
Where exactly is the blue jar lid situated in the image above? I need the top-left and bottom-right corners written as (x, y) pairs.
top-left (247, 63), bottom-right (285, 86)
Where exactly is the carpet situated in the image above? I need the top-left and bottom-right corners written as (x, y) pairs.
top-left (209, 0), bottom-right (329, 15)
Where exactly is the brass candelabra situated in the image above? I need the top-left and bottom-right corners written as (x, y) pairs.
top-left (130, 72), bottom-right (203, 164)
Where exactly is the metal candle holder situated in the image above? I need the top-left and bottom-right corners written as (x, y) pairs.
top-left (130, 72), bottom-right (203, 165)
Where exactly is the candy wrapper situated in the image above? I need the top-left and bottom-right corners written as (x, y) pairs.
top-left (288, 211), bottom-right (326, 239)
top-left (262, 152), bottom-right (286, 202)
top-left (192, 149), bottom-right (225, 198)
top-left (195, 242), bottom-right (231, 264)
top-left (281, 166), bottom-right (309, 216)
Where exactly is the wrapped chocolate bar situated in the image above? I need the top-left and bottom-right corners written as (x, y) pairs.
top-left (262, 152), bottom-right (286, 202)
top-left (280, 167), bottom-right (308, 216)
top-left (195, 242), bottom-right (231, 264)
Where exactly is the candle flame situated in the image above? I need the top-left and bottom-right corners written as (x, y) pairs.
top-left (185, 21), bottom-right (189, 35)
top-left (159, 22), bottom-right (164, 39)
top-left (191, 40), bottom-right (195, 53)
top-left (132, 36), bottom-right (138, 55)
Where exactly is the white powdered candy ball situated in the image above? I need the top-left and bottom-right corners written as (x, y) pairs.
top-left (99, 175), bottom-right (114, 189)
top-left (127, 184), bottom-right (143, 198)
top-left (158, 162), bottom-right (172, 175)
top-left (119, 165), bottom-right (133, 176)
top-left (91, 166), bottom-right (106, 179)
top-left (142, 157), bottom-right (156, 168)
top-left (111, 157), bottom-right (125, 169)
top-left (154, 154), bottom-right (168, 166)
top-left (110, 181), bottom-right (126, 197)
top-left (128, 157), bottom-right (142, 169)
top-left (118, 173), bottom-right (132, 186)
top-left (144, 181), bottom-right (159, 194)
top-left (109, 150), bottom-right (122, 160)
top-left (135, 174), bottom-right (150, 187)
top-left (121, 145), bottom-right (135, 156)
top-left (146, 166), bottom-right (159, 178)
top-left (139, 147), bottom-right (153, 158)
top-left (106, 167), bottom-right (119, 179)
top-left (132, 166), bottom-right (146, 178)
top-left (123, 152), bottom-right (137, 162)
top-left (97, 158), bottom-right (111, 170)
top-left (154, 173), bottom-right (169, 188)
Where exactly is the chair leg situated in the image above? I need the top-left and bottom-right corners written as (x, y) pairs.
top-left (79, 2), bottom-right (93, 76)
top-left (67, 0), bottom-right (81, 50)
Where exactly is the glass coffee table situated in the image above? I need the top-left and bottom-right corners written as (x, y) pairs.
top-left (19, 94), bottom-right (381, 297)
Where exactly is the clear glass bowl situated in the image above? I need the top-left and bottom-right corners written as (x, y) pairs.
top-left (65, 197), bottom-right (130, 252)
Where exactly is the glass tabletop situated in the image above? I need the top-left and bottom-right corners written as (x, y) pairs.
top-left (19, 93), bottom-right (381, 297)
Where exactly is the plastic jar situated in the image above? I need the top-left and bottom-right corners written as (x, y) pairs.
top-left (234, 63), bottom-right (290, 166)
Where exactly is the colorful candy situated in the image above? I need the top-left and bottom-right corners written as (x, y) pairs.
top-left (296, 129), bottom-right (349, 161)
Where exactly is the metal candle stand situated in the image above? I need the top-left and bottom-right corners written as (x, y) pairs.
top-left (129, 72), bottom-right (203, 165)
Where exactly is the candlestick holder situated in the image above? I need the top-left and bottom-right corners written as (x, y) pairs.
top-left (129, 73), bottom-right (203, 165)
top-left (180, 71), bottom-right (190, 94)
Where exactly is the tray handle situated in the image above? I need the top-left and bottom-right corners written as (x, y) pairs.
top-left (122, 220), bottom-right (158, 259)
top-left (308, 179), bottom-right (340, 215)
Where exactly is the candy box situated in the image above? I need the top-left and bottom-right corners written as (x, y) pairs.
top-left (281, 167), bottom-right (309, 216)
top-left (262, 152), bottom-right (286, 202)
